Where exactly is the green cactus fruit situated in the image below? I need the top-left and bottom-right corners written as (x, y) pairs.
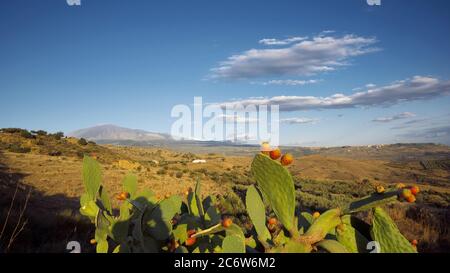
top-left (122, 173), bottom-right (138, 199)
top-left (316, 239), bottom-right (349, 253)
top-left (245, 185), bottom-right (271, 243)
top-left (99, 185), bottom-right (112, 214)
top-left (336, 215), bottom-right (369, 253)
top-left (301, 208), bottom-right (341, 244)
top-left (371, 207), bottom-right (417, 253)
top-left (345, 190), bottom-right (399, 214)
top-left (82, 156), bottom-right (101, 200)
top-left (222, 235), bottom-right (246, 253)
top-left (251, 154), bottom-right (296, 232)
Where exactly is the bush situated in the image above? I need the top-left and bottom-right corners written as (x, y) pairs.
top-left (51, 132), bottom-right (64, 140)
top-left (78, 138), bottom-right (88, 146)
top-left (20, 130), bottom-right (34, 139)
top-left (31, 130), bottom-right (47, 136)
top-left (175, 171), bottom-right (183, 178)
top-left (48, 150), bottom-right (62, 156)
top-left (8, 144), bottom-right (31, 153)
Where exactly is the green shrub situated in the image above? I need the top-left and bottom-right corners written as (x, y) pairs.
top-left (78, 138), bottom-right (88, 146)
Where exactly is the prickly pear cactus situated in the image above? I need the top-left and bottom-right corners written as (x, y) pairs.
top-left (371, 207), bottom-right (417, 253)
top-left (335, 215), bottom-right (369, 253)
top-left (245, 185), bottom-right (271, 242)
top-left (79, 154), bottom-right (421, 254)
top-left (300, 208), bottom-right (342, 244)
top-left (251, 154), bottom-right (296, 232)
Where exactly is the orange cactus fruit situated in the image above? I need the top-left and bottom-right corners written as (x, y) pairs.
top-left (406, 195), bottom-right (416, 203)
top-left (222, 217), bottom-right (233, 228)
top-left (261, 142), bottom-right (272, 155)
top-left (312, 211), bottom-right (321, 219)
top-left (268, 217), bottom-right (277, 226)
top-left (90, 239), bottom-right (97, 245)
top-left (410, 186), bottom-right (420, 196)
top-left (185, 230), bottom-right (197, 246)
top-left (401, 188), bottom-right (413, 199)
top-left (269, 148), bottom-right (282, 160)
top-left (376, 185), bottom-right (385, 194)
top-left (280, 153), bottom-right (294, 166)
top-left (165, 193), bottom-right (170, 199)
top-left (116, 192), bottom-right (130, 201)
top-left (396, 183), bottom-right (406, 189)
top-left (411, 239), bottom-right (418, 246)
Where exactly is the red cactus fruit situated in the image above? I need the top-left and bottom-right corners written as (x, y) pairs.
top-left (222, 217), bottom-right (233, 228)
top-left (410, 186), bottom-right (420, 196)
top-left (116, 192), bottom-right (130, 201)
top-left (280, 153), bottom-right (294, 166)
top-left (269, 148), bottom-right (282, 160)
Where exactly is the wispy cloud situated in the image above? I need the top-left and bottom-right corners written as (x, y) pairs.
top-left (280, 117), bottom-right (318, 124)
top-left (259, 36), bottom-right (308, 46)
top-left (216, 76), bottom-right (450, 111)
top-left (372, 112), bottom-right (416, 123)
top-left (398, 125), bottom-right (450, 143)
top-left (252, 79), bottom-right (321, 86)
top-left (210, 34), bottom-right (379, 79)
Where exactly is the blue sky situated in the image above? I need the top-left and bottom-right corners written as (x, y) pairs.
top-left (1, 0), bottom-right (450, 146)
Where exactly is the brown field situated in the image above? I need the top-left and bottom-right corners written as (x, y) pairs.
top-left (0, 130), bottom-right (449, 252)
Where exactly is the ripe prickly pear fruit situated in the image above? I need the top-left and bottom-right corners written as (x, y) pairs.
top-left (396, 183), bottom-right (406, 189)
top-left (261, 142), bottom-right (272, 155)
top-left (376, 185), bottom-right (385, 194)
top-left (268, 217), bottom-right (277, 226)
top-left (222, 217), bottom-right (233, 228)
top-left (90, 239), bottom-right (97, 245)
top-left (401, 188), bottom-right (413, 199)
top-left (280, 153), bottom-right (294, 166)
top-left (411, 239), bottom-right (418, 246)
top-left (116, 192), bottom-right (130, 201)
top-left (410, 186), bottom-right (420, 196)
top-left (406, 195), bottom-right (416, 203)
top-left (269, 148), bottom-right (281, 160)
top-left (185, 230), bottom-right (197, 246)
top-left (312, 211), bottom-right (320, 219)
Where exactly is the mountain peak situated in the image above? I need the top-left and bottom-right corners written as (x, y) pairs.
top-left (68, 125), bottom-right (170, 141)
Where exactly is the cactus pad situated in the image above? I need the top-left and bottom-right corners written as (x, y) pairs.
top-left (251, 154), bottom-right (296, 231)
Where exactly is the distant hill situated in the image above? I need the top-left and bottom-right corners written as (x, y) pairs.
top-left (68, 124), bottom-right (171, 142)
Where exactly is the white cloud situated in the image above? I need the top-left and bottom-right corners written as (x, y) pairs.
top-left (259, 36), bottom-right (308, 46)
top-left (280, 117), bottom-right (318, 124)
top-left (372, 112), bottom-right (416, 123)
top-left (210, 34), bottom-right (379, 79)
top-left (254, 79), bottom-right (321, 86)
top-left (215, 114), bottom-right (259, 123)
top-left (216, 76), bottom-right (450, 111)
